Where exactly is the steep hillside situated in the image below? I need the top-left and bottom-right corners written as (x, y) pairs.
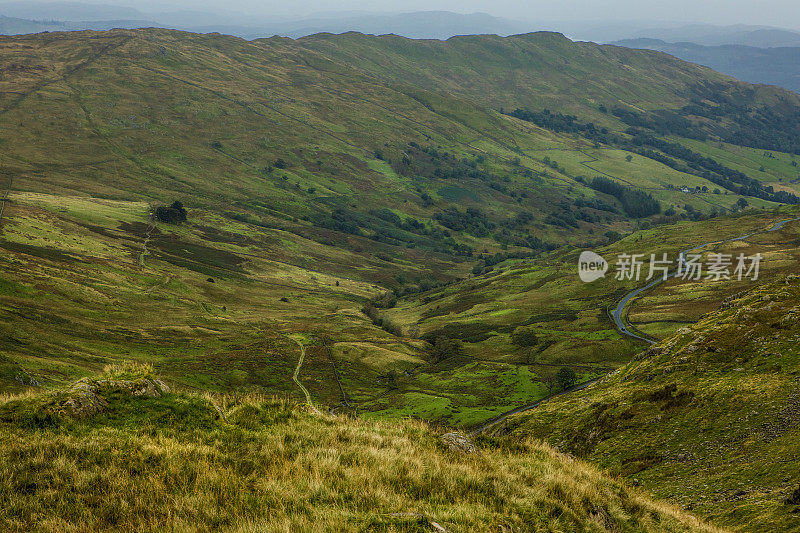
top-left (506, 276), bottom-right (800, 531)
top-left (0, 364), bottom-right (720, 532)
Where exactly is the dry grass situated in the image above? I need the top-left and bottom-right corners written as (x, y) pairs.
top-left (0, 380), bottom-right (720, 532)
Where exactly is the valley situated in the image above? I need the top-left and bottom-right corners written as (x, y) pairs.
top-left (0, 25), bottom-right (799, 531)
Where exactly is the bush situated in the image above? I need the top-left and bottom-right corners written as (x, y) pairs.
top-left (511, 327), bottom-right (539, 347)
top-left (431, 336), bottom-right (462, 363)
top-left (786, 485), bottom-right (800, 505)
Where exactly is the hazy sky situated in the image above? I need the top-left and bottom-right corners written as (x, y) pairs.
top-left (72, 0), bottom-right (797, 28)
top-left (107, 0), bottom-right (799, 27)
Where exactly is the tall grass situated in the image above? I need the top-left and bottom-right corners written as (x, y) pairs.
top-left (0, 386), bottom-right (720, 532)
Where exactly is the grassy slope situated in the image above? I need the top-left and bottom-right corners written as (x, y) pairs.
top-left (507, 276), bottom-right (800, 531)
top-left (0, 368), bottom-right (720, 532)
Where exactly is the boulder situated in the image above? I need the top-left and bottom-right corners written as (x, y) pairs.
top-left (441, 432), bottom-right (479, 454)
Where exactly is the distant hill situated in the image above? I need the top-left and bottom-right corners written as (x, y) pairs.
top-left (628, 25), bottom-right (800, 48)
top-left (566, 22), bottom-right (800, 48)
top-left (615, 38), bottom-right (800, 94)
top-left (258, 11), bottom-right (532, 40)
top-left (0, 5), bottom-right (533, 39)
top-left (0, 0), bottom-right (144, 21)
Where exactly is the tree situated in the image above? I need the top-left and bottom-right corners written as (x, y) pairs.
top-left (155, 201), bottom-right (187, 223)
top-left (540, 368), bottom-right (558, 394)
top-left (737, 198), bottom-right (750, 209)
top-left (555, 367), bottom-right (577, 390)
top-left (381, 369), bottom-right (399, 389)
top-left (511, 327), bottom-right (539, 347)
top-left (625, 154), bottom-right (633, 162)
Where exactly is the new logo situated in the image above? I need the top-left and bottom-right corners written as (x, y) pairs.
top-left (578, 251), bottom-right (608, 283)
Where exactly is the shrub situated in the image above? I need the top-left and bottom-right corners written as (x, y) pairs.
top-left (511, 327), bottom-right (539, 347)
top-left (431, 336), bottom-right (462, 363)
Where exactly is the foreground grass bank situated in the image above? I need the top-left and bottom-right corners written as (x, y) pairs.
top-left (0, 365), bottom-right (716, 532)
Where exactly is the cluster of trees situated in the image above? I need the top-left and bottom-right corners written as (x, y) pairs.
top-left (430, 336), bottom-right (463, 364)
top-left (311, 207), bottom-right (473, 256)
top-left (155, 201), bottom-right (187, 224)
top-left (588, 177), bottom-right (661, 218)
top-left (573, 197), bottom-right (619, 214)
top-left (362, 303), bottom-right (403, 336)
top-left (539, 367), bottom-right (578, 394)
top-left (681, 84), bottom-right (800, 155)
top-left (509, 103), bottom-right (800, 205)
top-left (394, 142), bottom-right (497, 184)
top-left (627, 132), bottom-right (799, 204)
top-left (434, 207), bottom-right (495, 237)
top-left (545, 209), bottom-right (580, 228)
top-left (612, 108), bottom-right (700, 139)
top-left (507, 109), bottom-right (609, 138)
top-left (507, 108), bottom-right (615, 144)
top-left (511, 327), bottom-right (539, 347)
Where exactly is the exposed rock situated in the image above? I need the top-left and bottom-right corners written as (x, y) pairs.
top-left (441, 432), bottom-right (479, 454)
top-left (635, 345), bottom-right (666, 361)
top-left (53, 377), bottom-right (170, 419)
top-left (389, 513), bottom-right (452, 532)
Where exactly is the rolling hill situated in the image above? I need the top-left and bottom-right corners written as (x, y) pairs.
top-left (3, 24), bottom-right (800, 531)
top-left (1, 27), bottom-right (800, 425)
top-left (0, 363), bottom-right (720, 532)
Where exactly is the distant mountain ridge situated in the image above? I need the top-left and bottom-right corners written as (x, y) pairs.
top-left (0, 3), bottom-right (532, 39)
top-left (615, 38), bottom-right (800, 94)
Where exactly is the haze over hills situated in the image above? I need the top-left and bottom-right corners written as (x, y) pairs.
top-left (614, 38), bottom-right (800, 94)
top-left (0, 2), bottom-right (534, 38)
top-left (3, 2), bottom-right (800, 44)
top-left (2, 23), bottom-right (800, 530)
top-left (572, 22), bottom-right (800, 48)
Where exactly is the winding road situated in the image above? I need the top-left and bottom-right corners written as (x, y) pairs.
top-left (470, 214), bottom-right (800, 434)
top-left (611, 215), bottom-right (800, 343)
top-left (470, 377), bottom-right (601, 436)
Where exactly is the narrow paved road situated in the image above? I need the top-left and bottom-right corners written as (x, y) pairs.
top-left (470, 215), bottom-right (800, 434)
top-left (612, 216), bottom-right (800, 343)
top-left (470, 377), bottom-right (601, 436)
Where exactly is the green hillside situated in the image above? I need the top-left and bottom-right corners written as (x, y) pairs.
top-left (506, 276), bottom-right (800, 531)
top-left (2, 28), bottom-right (800, 424)
top-left (2, 26), bottom-right (800, 531)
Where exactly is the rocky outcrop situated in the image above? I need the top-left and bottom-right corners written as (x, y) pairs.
top-left (53, 377), bottom-right (170, 418)
top-left (441, 432), bottom-right (479, 454)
